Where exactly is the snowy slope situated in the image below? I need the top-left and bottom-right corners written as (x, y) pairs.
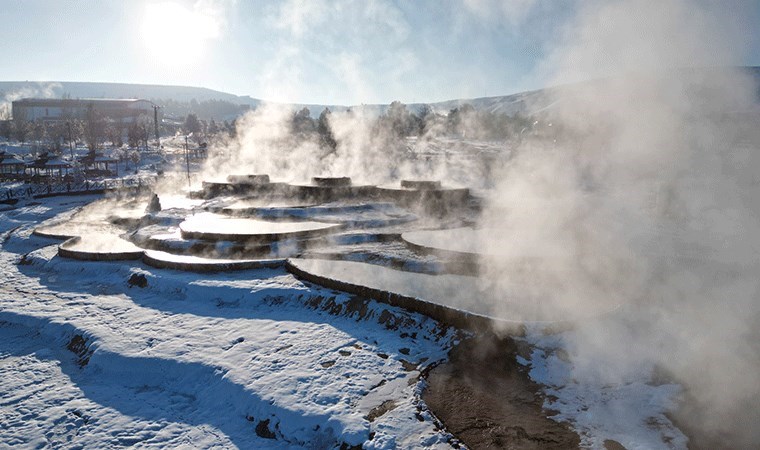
top-left (1, 196), bottom-right (696, 449)
top-left (0, 196), bottom-right (458, 449)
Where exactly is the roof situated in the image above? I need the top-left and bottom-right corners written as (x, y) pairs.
top-left (13, 98), bottom-right (155, 108)
top-left (44, 159), bottom-right (71, 167)
top-left (0, 156), bottom-right (25, 166)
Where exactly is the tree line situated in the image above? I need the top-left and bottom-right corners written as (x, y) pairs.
top-left (155, 98), bottom-right (251, 121)
top-left (279, 101), bottom-right (536, 149)
top-left (0, 106), bottom-right (156, 156)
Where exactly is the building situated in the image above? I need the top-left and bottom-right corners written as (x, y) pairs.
top-left (11, 98), bottom-right (157, 124)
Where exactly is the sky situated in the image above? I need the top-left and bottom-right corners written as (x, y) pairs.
top-left (1, 0), bottom-right (759, 105)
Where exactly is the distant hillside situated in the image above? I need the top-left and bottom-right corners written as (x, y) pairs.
top-left (2, 66), bottom-right (758, 121)
top-left (0, 81), bottom-right (262, 121)
top-left (0, 81), bottom-right (260, 106)
top-left (0, 80), bottom-right (551, 120)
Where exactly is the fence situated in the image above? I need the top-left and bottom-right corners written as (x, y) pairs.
top-left (1, 177), bottom-right (156, 202)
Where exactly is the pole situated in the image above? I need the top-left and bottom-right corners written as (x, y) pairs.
top-left (153, 105), bottom-right (160, 150)
top-left (67, 122), bottom-right (74, 160)
top-left (185, 134), bottom-right (190, 188)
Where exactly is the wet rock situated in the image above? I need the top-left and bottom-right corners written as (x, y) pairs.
top-left (339, 443), bottom-right (362, 450)
top-left (399, 359), bottom-right (417, 371)
top-left (255, 419), bottom-right (276, 439)
top-left (604, 439), bottom-right (627, 450)
top-left (313, 176), bottom-right (351, 187)
top-left (128, 273), bottom-right (148, 288)
top-left (365, 399), bottom-right (398, 422)
top-left (422, 334), bottom-right (580, 449)
top-left (400, 180), bottom-right (442, 190)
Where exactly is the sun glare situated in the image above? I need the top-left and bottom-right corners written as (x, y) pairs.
top-left (141, 2), bottom-right (219, 66)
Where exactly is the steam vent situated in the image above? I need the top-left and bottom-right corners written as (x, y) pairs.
top-left (36, 173), bottom-right (612, 333)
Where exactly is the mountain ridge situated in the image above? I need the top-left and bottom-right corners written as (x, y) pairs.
top-left (2, 66), bottom-right (758, 119)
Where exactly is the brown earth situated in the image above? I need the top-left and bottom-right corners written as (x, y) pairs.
top-left (422, 334), bottom-right (580, 449)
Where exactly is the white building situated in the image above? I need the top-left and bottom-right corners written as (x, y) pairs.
top-left (11, 98), bottom-right (157, 124)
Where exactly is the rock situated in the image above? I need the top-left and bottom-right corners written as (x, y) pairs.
top-left (67, 334), bottom-right (92, 367)
top-left (128, 273), bottom-right (148, 288)
top-left (145, 194), bottom-right (162, 213)
top-left (312, 176), bottom-right (351, 187)
top-left (255, 419), bottom-right (276, 439)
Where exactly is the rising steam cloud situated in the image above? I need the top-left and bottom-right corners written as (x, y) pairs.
top-left (0, 82), bottom-right (62, 120)
top-left (203, 103), bottom-right (439, 185)
top-left (480, 0), bottom-right (760, 446)
top-left (199, 0), bottom-right (758, 445)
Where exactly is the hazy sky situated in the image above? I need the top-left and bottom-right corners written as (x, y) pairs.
top-left (1, 0), bottom-right (759, 105)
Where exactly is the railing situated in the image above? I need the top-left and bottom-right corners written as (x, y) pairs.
top-left (1, 177), bottom-right (156, 201)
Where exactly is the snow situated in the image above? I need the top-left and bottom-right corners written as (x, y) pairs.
top-left (0, 193), bottom-right (690, 449)
top-left (288, 258), bottom-right (615, 323)
top-left (519, 325), bottom-right (689, 450)
top-left (143, 249), bottom-right (278, 266)
top-left (0, 196), bottom-right (456, 449)
top-left (60, 233), bottom-right (143, 254)
top-left (402, 226), bottom-right (508, 257)
top-left (179, 212), bottom-right (341, 238)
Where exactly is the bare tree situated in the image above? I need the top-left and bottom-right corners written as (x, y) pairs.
top-left (84, 104), bottom-right (106, 151)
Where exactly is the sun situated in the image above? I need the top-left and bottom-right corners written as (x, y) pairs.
top-left (141, 2), bottom-right (219, 66)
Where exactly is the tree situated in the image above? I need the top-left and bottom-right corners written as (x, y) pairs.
top-left (447, 103), bottom-right (476, 137)
top-left (129, 149), bottom-right (141, 168)
top-left (104, 119), bottom-right (122, 148)
top-left (317, 108), bottom-right (337, 152)
top-left (386, 101), bottom-right (416, 138)
top-left (417, 104), bottom-right (436, 135)
top-left (127, 122), bottom-right (141, 148)
top-left (208, 119), bottom-right (220, 135)
top-left (183, 113), bottom-right (201, 135)
top-left (291, 107), bottom-right (315, 138)
top-left (13, 120), bottom-right (30, 144)
top-left (84, 104), bottom-right (106, 151)
top-left (0, 120), bottom-right (12, 140)
top-left (136, 115), bottom-right (152, 150)
top-left (66, 120), bottom-right (84, 148)
top-left (32, 120), bottom-right (47, 149)
top-left (47, 121), bottom-right (69, 154)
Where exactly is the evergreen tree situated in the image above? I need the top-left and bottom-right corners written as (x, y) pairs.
top-left (317, 108), bottom-right (337, 151)
top-left (183, 113), bottom-right (202, 135)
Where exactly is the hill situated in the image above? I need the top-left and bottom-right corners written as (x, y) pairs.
top-left (2, 66), bottom-right (758, 120)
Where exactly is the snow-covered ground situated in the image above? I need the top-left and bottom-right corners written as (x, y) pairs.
top-left (0, 193), bottom-right (690, 449)
top-left (0, 196), bottom-right (458, 449)
top-left (519, 325), bottom-right (687, 449)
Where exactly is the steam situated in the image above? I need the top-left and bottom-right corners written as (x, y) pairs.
top-left (195, 1), bottom-right (759, 443)
top-left (0, 82), bottom-right (62, 120)
top-left (477, 0), bottom-right (760, 446)
top-left (203, 104), bottom-right (420, 185)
